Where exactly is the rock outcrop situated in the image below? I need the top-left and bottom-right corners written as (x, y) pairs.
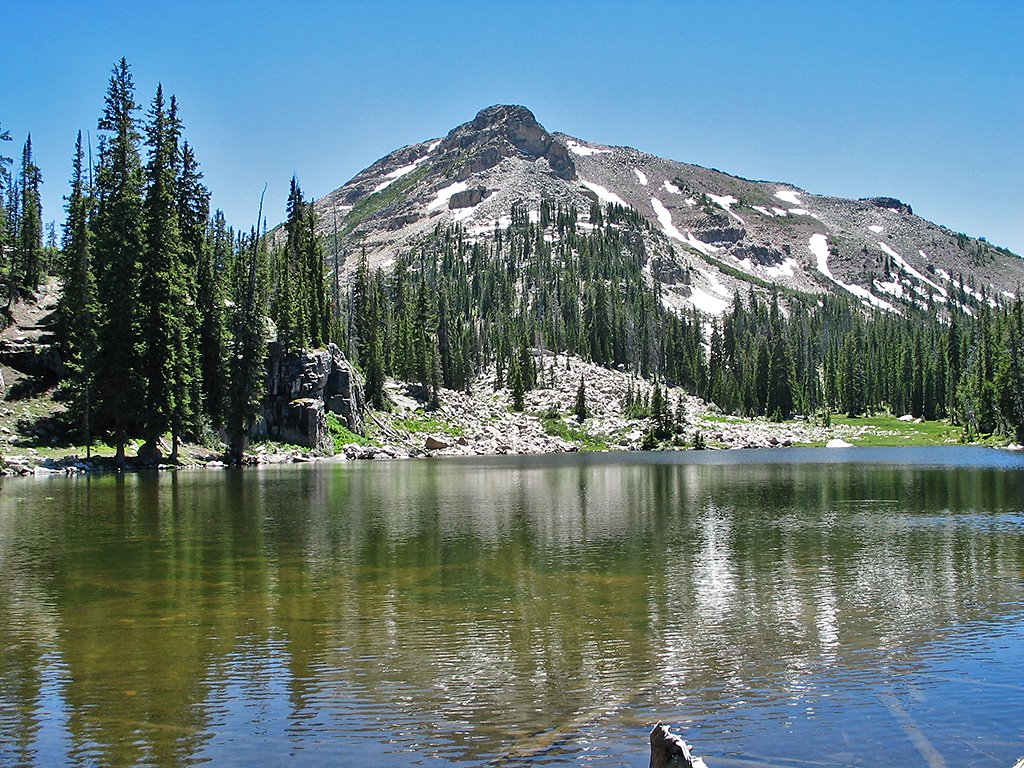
top-left (442, 105), bottom-right (577, 181)
top-left (262, 342), bottom-right (365, 453)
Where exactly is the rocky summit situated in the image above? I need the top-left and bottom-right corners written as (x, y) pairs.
top-left (307, 104), bottom-right (1023, 316)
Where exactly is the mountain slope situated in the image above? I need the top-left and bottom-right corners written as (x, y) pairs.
top-left (309, 105), bottom-right (1023, 316)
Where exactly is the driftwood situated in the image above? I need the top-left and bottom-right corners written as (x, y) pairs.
top-left (650, 723), bottom-right (708, 768)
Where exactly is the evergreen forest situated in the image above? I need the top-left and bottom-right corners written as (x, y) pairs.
top-left (2, 60), bottom-right (1023, 463)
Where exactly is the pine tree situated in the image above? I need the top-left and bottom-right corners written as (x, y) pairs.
top-left (227, 223), bottom-right (269, 459)
top-left (181, 145), bottom-right (224, 433)
top-left (574, 374), bottom-right (587, 422)
top-left (58, 132), bottom-right (98, 451)
top-left (0, 121), bottom-right (11, 272)
top-left (140, 84), bottom-right (193, 459)
top-left (92, 58), bottom-right (146, 466)
top-left (15, 135), bottom-right (43, 294)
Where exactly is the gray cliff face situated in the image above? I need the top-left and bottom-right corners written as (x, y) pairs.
top-left (441, 105), bottom-right (576, 182)
top-left (262, 342), bottom-right (364, 453)
top-left (305, 105), bottom-right (1023, 317)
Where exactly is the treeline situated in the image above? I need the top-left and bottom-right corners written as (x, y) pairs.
top-left (346, 205), bottom-right (1024, 442)
top-left (0, 126), bottom-right (60, 305)
top-left (43, 59), bottom-right (284, 462)
top-left (10, 60), bottom-right (343, 463)
top-left (5, 60), bottom-right (1024, 459)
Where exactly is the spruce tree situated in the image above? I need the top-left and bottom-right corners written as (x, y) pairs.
top-left (574, 374), bottom-right (587, 422)
top-left (58, 132), bottom-right (98, 450)
top-left (0, 123), bottom-right (11, 276)
top-left (92, 58), bottom-right (146, 465)
top-left (140, 84), bottom-right (192, 459)
top-left (15, 135), bottom-right (43, 294)
top-left (227, 224), bottom-right (269, 459)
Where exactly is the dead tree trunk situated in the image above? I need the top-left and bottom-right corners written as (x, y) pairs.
top-left (649, 723), bottom-right (708, 768)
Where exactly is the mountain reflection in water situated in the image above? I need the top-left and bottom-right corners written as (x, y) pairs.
top-left (1, 448), bottom-right (1023, 766)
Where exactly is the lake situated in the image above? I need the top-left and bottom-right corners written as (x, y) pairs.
top-left (1, 447), bottom-right (1023, 767)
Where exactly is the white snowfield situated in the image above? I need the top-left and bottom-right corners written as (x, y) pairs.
top-left (774, 189), bottom-right (803, 206)
top-left (373, 141), bottom-right (440, 193)
top-left (869, 224), bottom-right (884, 233)
top-left (878, 242), bottom-right (947, 297)
top-left (582, 179), bottom-right (629, 207)
top-left (634, 169), bottom-right (649, 185)
top-left (663, 180), bottom-right (681, 194)
top-left (687, 286), bottom-right (730, 315)
top-left (566, 139), bottom-right (611, 156)
top-left (735, 256), bottom-right (799, 279)
top-left (707, 193), bottom-right (745, 225)
top-left (427, 181), bottom-right (468, 211)
top-left (651, 197), bottom-right (718, 257)
top-left (809, 233), bottom-right (894, 312)
top-left (650, 197), bottom-right (687, 243)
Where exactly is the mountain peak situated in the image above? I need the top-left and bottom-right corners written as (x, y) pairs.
top-left (438, 104), bottom-right (576, 181)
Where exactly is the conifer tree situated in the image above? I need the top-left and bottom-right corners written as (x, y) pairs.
top-left (58, 132), bottom-right (98, 449)
top-left (140, 84), bottom-right (193, 459)
top-left (15, 135), bottom-right (43, 294)
top-left (92, 58), bottom-right (146, 466)
top-left (227, 223), bottom-right (269, 459)
top-left (574, 374), bottom-right (587, 422)
top-left (0, 122), bottom-right (11, 271)
top-left (181, 143), bottom-right (223, 432)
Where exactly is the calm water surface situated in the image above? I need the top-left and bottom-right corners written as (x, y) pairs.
top-left (1, 447), bottom-right (1023, 767)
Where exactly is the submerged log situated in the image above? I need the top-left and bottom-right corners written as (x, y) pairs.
top-left (649, 723), bottom-right (708, 768)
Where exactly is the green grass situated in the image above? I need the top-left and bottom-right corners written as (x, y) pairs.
top-left (814, 414), bottom-right (963, 447)
top-left (327, 412), bottom-right (377, 452)
top-left (541, 416), bottom-right (609, 451)
top-left (391, 410), bottom-right (464, 437)
top-left (338, 164), bottom-right (429, 237)
top-left (699, 413), bottom-right (745, 424)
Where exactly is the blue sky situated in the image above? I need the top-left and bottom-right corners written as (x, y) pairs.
top-left (3, 1), bottom-right (1022, 254)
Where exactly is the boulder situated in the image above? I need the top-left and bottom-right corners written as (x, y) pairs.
top-left (424, 435), bottom-right (450, 451)
top-left (137, 440), bottom-right (163, 465)
top-left (449, 186), bottom-right (487, 209)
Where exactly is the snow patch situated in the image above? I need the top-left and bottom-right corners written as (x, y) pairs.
top-left (651, 197), bottom-right (719, 256)
top-left (687, 233), bottom-right (717, 256)
top-left (810, 233), bottom-right (894, 312)
top-left (634, 169), bottom-right (649, 185)
top-left (775, 189), bottom-right (803, 206)
top-left (751, 205), bottom-right (775, 217)
top-left (868, 225), bottom-right (884, 233)
top-left (772, 207), bottom-right (788, 217)
top-left (566, 140), bottom-right (611, 157)
top-left (688, 286), bottom-right (730, 315)
top-left (763, 258), bottom-right (799, 278)
top-left (427, 181), bottom-right (468, 211)
top-left (826, 438), bottom-right (853, 448)
top-left (650, 197), bottom-right (688, 243)
top-left (373, 141), bottom-right (439, 193)
top-left (788, 208), bottom-right (811, 216)
top-left (581, 179), bottom-right (629, 207)
top-left (700, 267), bottom-right (731, 298)
top-left (878, 242), bottom-right (946, 297)
top-left (450, 205), bottom-right (479, 223)
top-left (707, 193), bottom-right (745, 225)
top-left (874, 277), bottom-right (904, 299)
top-left (663, 180), bottom-right (681, 194)
top-left (685, 198), bottom-right (697, 207)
